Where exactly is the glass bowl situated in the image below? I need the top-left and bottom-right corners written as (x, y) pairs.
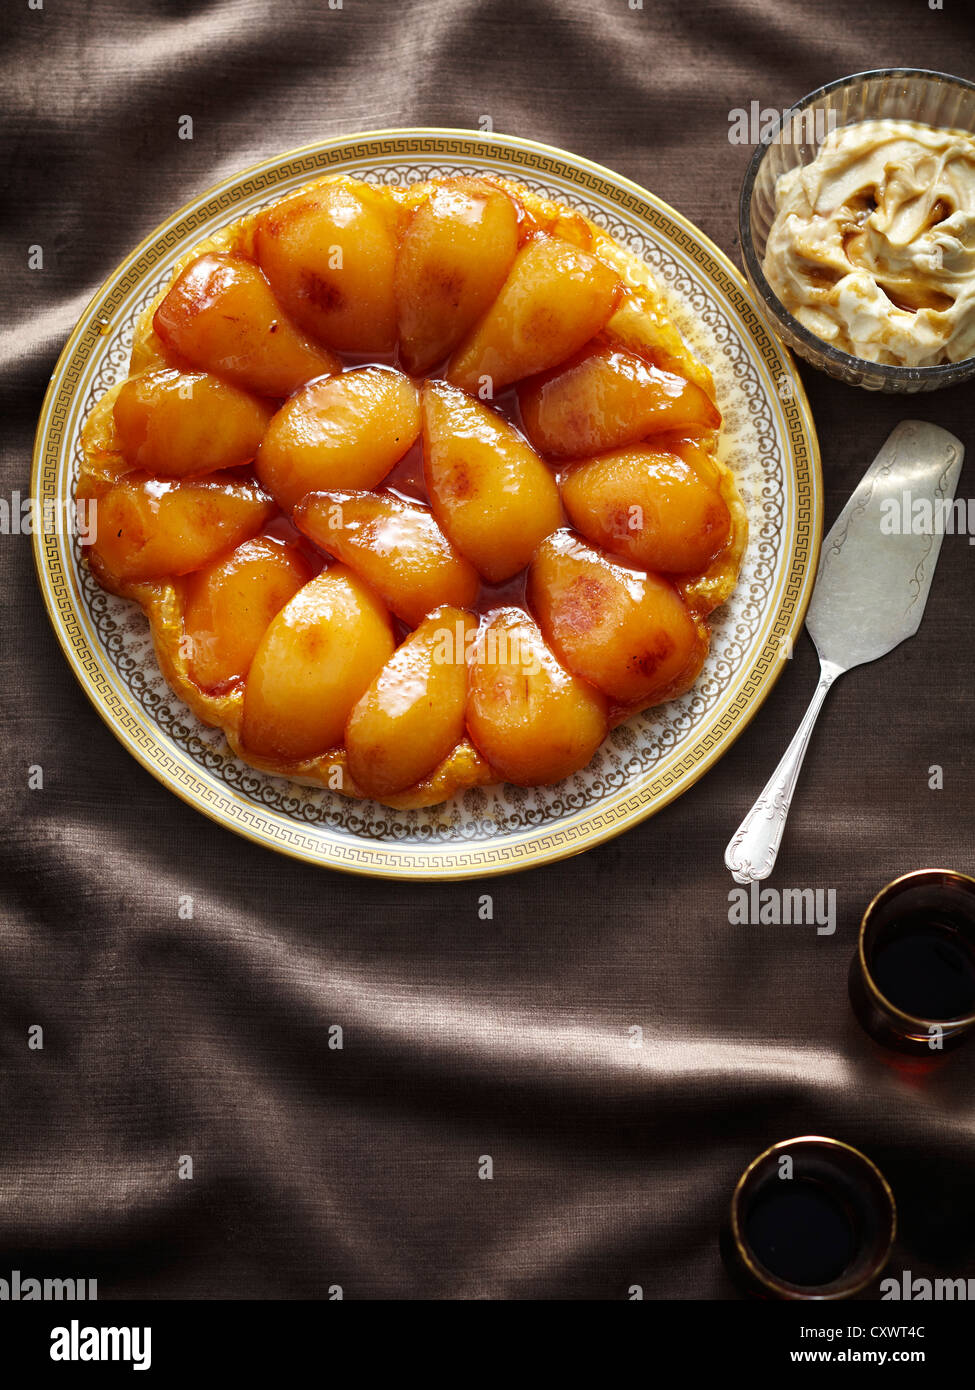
top-left (739, 68), bottom-right (975, 393)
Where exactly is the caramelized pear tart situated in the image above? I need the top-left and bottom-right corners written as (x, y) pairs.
top-left (78, 174), bottom-right (746, 807)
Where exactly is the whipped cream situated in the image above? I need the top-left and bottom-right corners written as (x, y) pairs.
top-left (763, 118), bottom-right (975, 367)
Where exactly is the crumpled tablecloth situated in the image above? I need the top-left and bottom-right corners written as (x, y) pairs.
top-left (2, 0), bottom-right (973, 1298)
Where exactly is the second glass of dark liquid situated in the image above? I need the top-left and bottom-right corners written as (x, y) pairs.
top-left (849, 869), bottom-right (975, 1054)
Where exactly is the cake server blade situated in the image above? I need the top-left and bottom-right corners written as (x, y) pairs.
top-left (725, 420), bottom-right (964, 884)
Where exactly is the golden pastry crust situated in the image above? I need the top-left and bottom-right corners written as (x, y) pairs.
top-left (78, 173), bottom-right (747, 808)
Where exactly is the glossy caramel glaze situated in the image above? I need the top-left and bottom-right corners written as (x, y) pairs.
top-left (78, 173), bottom-right (747, 807)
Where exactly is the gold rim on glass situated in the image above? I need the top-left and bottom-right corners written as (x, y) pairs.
top-left (858, 868), bottom-right (975, 1029)
top-left (730, 1135), bottom-right (897, 1300)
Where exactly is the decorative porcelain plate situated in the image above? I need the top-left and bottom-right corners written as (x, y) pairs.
top-left (32, 129), bottom-right (822, 879)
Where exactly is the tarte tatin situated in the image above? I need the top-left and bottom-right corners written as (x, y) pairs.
top-left (78, 173), bottom-right (747, 807)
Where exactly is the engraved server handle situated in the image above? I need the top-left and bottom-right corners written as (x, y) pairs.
top-left (724, 660), bottom-right (843, 884)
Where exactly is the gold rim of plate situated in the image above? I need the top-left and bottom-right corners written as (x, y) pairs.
top-left (31, 128), bottom-right (823, 880)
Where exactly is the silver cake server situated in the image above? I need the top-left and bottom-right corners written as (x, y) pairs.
top-left (725, 419), bottom-right (965, 884)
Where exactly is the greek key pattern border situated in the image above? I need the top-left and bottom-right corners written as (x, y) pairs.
top-left (34, 132), bottom-right (820, 877)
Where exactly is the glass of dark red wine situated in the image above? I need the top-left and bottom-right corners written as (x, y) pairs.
top-left (725, 1137), bottom-right (896, 1299)
top-left (849, 869), bottom-right (975, 1054)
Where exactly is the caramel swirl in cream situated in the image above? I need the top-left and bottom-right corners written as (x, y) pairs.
top-left (763, 119), bottom-right (975, 367)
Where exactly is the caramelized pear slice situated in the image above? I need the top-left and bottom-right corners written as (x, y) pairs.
top-left (182, 537), bottom-right (312, 688)
top-left (296, 490), bottom-right (480, 628)
top-left (257, 366), bottom-right (420, 512)
top-left (256, 180), bottom-right (400, 352)
top-left (420, 381), bottom-right (562, 582)
top-left (345, 606), bottom-right (479, 798)
top-left (153, 253), bottom-right (339, 397)
top-left (560, 448), bottom-right (732, 574)
top-left (396, 180), bottom-right (519, 374)
top-left (528, 530), bottom-right (706, 706)
top-left (88, 476), bottom-right (274, 587)
top-left (518, 345), bottom-right (721, 459)
top-left (466, 608), bottom-right (607, 785)
top-left (113, 369), bottom-right (274, 477)
top-left (446, 235), bottom-right (622, 393)
top-left (242, 566), bottom-right (394, 761)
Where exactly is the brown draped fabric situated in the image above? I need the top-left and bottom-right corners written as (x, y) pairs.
top-left (2, 0), bottom-right (973, 1299)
